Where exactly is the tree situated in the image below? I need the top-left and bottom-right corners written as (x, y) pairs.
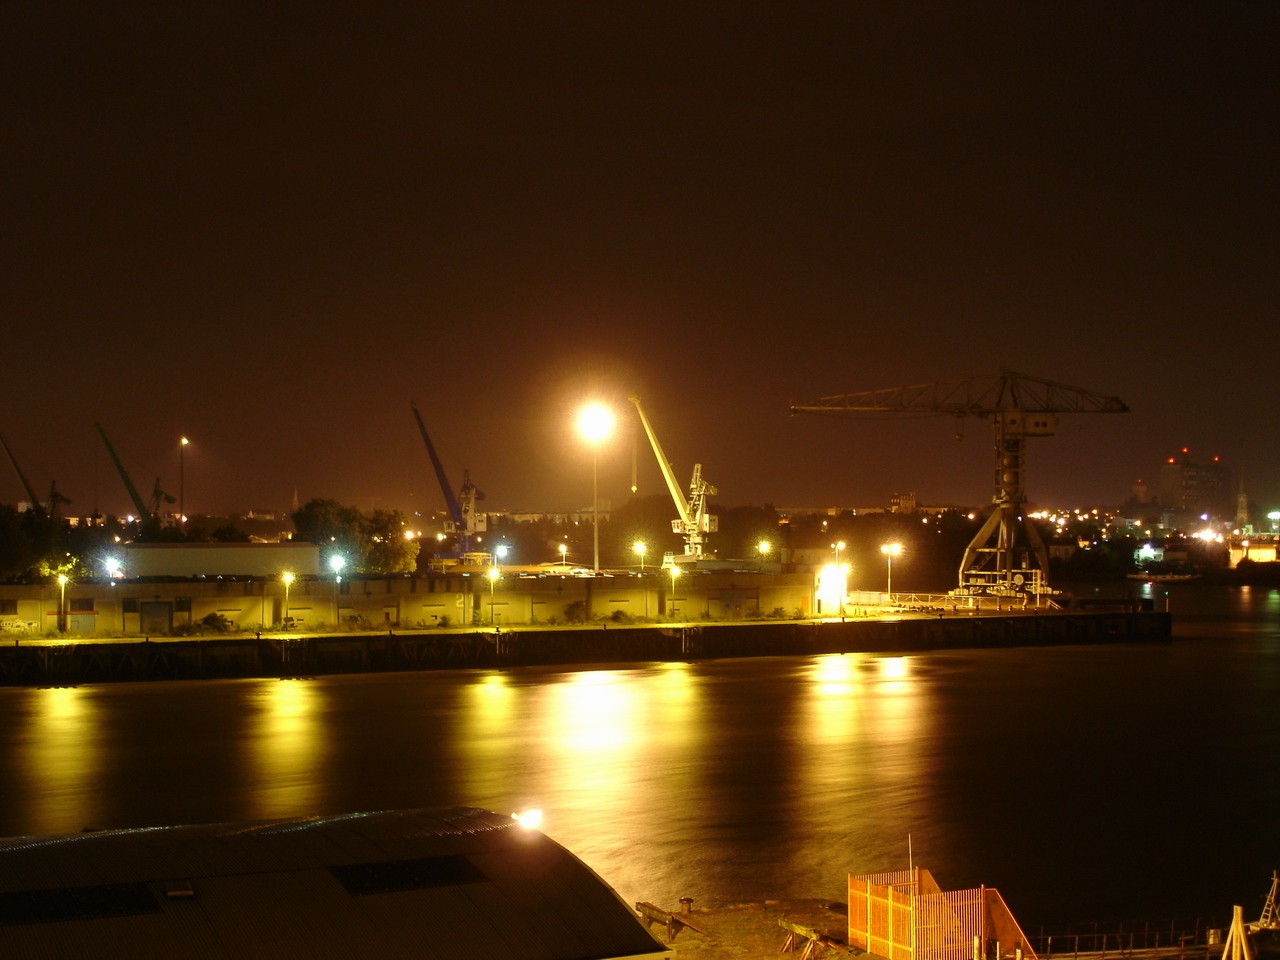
top-left (362, 509), bottom-right (419, 575)
top-left (292, 499), bottom-right (364, 565)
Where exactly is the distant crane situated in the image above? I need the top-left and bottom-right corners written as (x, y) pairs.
top-left (409, 402), bottom-right (486, 553)
top-left (629, 396), bottom-right (718, 563)
top-left (791, 370), bottom-right (1128, 597)
top-left (0, 432), bottom-right (71, 519)
top-left (94, 423), bottom-right (175, 527)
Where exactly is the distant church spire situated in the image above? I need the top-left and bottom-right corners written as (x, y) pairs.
top-left (291, 487), bottom-right (300, 512)
top-left (1236, 479), bottom-right (1250, 529)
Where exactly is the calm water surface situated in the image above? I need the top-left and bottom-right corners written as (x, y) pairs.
top-left (0, 583), bottom-right (1276, 929)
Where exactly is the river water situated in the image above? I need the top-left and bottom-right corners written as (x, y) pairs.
top-left (0, 583), bottom-right (1276, 930)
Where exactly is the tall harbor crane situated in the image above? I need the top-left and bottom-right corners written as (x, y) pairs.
top-left (791, 370), bottom-right (1128, 597)
top-left (94, 423), bottom-right (174, 527)
top-left (0, 432), bottom-right (69, 518)
top-left (409, 402), bottom-right (486, 553)
top-left (629, 396), bottom-right (718, 563)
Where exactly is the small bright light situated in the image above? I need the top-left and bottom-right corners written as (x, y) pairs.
top-left (105, 558), bottom-right (122, 578)
top-left (880, 542), bottom-right (902, 557)
top-left (496, 545), bottom-right (509, 559)
top-left (576, 402), bottom-right (615, 445)
top-left (758, 540), bottom-right (771, 555)
top-left (436, 532), bottom-right (446, 541)
top-left (57, 574), bottom-right (68, 586)
top-left (487, 566), bottom-right (500, 581)
top-left (513, 808), bottom-right (542, 830)
top-left (633, 541), bottom-right (646, 556)
top-left (558, 543), bottom-right (568, 556)
top-left (282, 572), bottom-right (295, 585)
top-left (330, 555), bottom-right (346, 574)
top-left (669, 565), bottom-right (681, 579)
top-left (403, 530), bottom-right (416, 540)
top-left (180, 436), bottom-right (189, 446)
top-left (1269, 511), bottom-right (1280, 522)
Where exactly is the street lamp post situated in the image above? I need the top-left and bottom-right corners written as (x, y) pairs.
top-left (282, 572), bottom-right (294, 628)
top-left (57, 574), bottom-right (68, 633)
top-left (558, 543), bottom-right (568, 568)
top-left (758, 540), bottom-right (771, 571)
top-left (880, 542), bottom-right (902, 597)
top-left (330, 555), bottom-right (345, 625)
top-left (487, 566), bottom-right (500, 624)
top-left (833, 540), bottom-right (846, 564)
top-left (179, 436), bottom-right (189, 524)
top-left (576, 402), bottom-right (615, 573)
top-left (668, 565), bottom-right (680, 621)
top-left (634, 541), bottom-right (646, 571)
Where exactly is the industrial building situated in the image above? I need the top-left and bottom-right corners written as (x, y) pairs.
top-left (0, 806), bottom-right (670, 959)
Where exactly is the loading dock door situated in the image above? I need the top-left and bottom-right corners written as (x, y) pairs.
top-left (139, 601), bottom-right (173, 635)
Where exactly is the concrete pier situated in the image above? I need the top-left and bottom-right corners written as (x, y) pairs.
top-left (0, 611), bottom-right (1170, 686)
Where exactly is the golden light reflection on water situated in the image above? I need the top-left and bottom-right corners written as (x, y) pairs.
top-left (20, 687), bottom-right (102, 834)
top-left (247, 679), bottom-right (323, 819)
top-left (460, 672), bottom-right (517, 802)
top-left (801, 653), bottom-right (925, 773)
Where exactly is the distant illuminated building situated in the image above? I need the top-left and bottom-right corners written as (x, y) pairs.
top-left (1159, 448), bottom-right (1230, 521)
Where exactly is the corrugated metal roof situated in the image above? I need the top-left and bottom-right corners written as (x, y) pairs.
top-left (0, 806), bottom-right (671, 960)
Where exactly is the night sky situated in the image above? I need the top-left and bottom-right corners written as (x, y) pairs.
top-left (3, 3), bottom-right (1277, 520)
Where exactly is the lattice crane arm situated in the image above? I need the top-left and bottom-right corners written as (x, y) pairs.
top-left (790, 370), bottom-right (1128, 417)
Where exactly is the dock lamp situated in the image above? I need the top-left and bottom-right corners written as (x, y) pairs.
top-left (633, 541), bottom-right (647, 571)
top-left (757, 540), bottom-right (771, 571)
top-left (880, 542), bottom-right (902, 596)
top-left (558, 543), bottom-right (568, 568)
top-left (330, 555), bottom-right (345, 624)
top-left (179, 436), bottom-right (189, 524)
top-left (575, 401), bottom-right (615, 573)
top-left (487, 566), bottom-right (500, 624)
top-left (57, 574), bottom-right (69, 633)
top-left (282, 572), bottom-right (294, 628)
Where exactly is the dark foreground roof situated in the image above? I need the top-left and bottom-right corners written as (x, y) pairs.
top-left (0, 806), bottom-right (670, 960)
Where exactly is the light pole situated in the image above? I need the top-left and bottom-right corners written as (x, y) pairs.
top-left (758, 540), bottom-right (771, 571)
top-left (487, 565), bottom-right (500, 624)
top-left (330, 555), bottom-right (345, 625)
top-left (57, 573), bottom-right (68, 633)
top-left (668, 564), bottom-right (680, 621)
top-left (576, 402), bottom-right (615, 573)
top-left (558, 543), bottom-right (568, 568)
top-left (282, 571), bottom-right (294, 628)
top-left (880, 542), bottom-right (902, 596)
top-left (634, 541), bottom-right (647, 571)
top-left (179, 436), bottom-right (189, 524)
top-left (833, 540), bottom-right (846, 564)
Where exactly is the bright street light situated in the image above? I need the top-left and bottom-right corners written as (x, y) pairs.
top-left (576, 401), bottom-right (615, 573)
top-left (758, 540), bottom-right (771, 571)
top-left (179, 436), bottom-right (189, 524)
top-left (633, 541), bottom-right (647, 571)
top-left (833, 540), bottom-right (846, 563)
top-left (330, 555), bottom-right (345, 625)
top-left (282, 571), bottom-right (294, 627)
top-left (487, 565), bottom-right (500, 624)
top-left (558, 543), bottom-right (568, 567)
top-left (57, 573), bottom-right (69, 633)
top-left (880, 542), bottom-right (902, 596)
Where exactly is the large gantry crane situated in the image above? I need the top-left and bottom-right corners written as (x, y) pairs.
top-left (94, 423), bottom-right (174, 528)
top-left (629, 396), bottom-right (718, 564)
top-left (791, 371), bottom-right (1128, 597)
top-left (0, 432), bottom-right (69, 518)
top-left (409, 402), bottom-right (486, 554)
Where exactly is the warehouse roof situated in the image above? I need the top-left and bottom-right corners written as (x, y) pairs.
top-left (0, 806), bottom-right (669, 960)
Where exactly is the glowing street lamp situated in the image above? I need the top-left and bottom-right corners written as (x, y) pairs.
top-left (668, 564), bottom-right (681, 620)
top-left (330, 555), bottom-right (345, 625)
top-left (575, 402), bottom-right (615, 573)
top-left (758, 540), bottom-right (771, 571)
top-left (104, 558), bottom-right (122, 579)
top-left (282, 571), bottom-right (294, 627)
top-left (633, 541), bottom-right (647, 571)
top-left (558, 543), bottom-right (568, 568)
top-left (179, 436), bottom-right (189, 523)
top-left (57, 573), bottom-right (69, 633)
top-left (833, 540), bottom-right (846, 563)
top-left (487, 565), bottom-right (500, 624)
top-left (880, 542), bottom-right (902, 596)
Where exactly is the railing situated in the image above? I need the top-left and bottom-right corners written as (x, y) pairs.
top-left (1029, 919), bottom-right (1228, 958)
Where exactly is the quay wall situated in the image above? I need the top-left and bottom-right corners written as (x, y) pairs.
top-left (0, 611), bottom-right (1171, 687)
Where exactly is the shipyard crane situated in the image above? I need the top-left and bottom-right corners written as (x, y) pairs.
top-left (409, 402), bottom-right (486, 553)
top-left (94, 423), bottom-right (174, 527)
top-left (629, 396), bottom-right (718, 563)
top-left (791, 371), bottom-right (1128, 597)
top-left (0, 432), bottom-right (59, 518)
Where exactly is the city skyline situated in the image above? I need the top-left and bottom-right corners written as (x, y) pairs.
top-left (2, 4), bottom-right (1277, 517)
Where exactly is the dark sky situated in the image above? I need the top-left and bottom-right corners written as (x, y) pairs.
top-left (2, 2), bottom-right (1277, 520)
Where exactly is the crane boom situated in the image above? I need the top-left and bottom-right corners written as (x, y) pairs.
top-left (410, 402), bottom-right (464, 528)
top-left (629, 396), bottom-right (718, 561)
top-left (94, 423), bottom-right (152, 523)
top-left (0, 431), bottom-right (45, 514)
top-left (792, 370), bottom-right (1128, 598)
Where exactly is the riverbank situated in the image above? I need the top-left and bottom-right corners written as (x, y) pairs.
top-left (0, 610), bottom-right (1170, 685)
